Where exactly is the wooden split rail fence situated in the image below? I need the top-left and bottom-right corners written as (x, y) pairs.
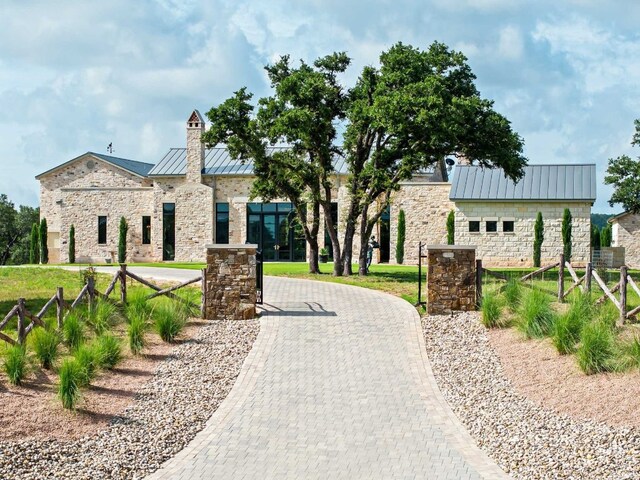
top-left (478, 254), bottom-right (640, 327)
top-left (0, 265), bottom-right (202, 347)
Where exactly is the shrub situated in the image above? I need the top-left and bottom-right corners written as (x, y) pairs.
top-left (30, 327), bottom-right (60, 369)
top-left (58, 358), bottom-right (82, 409)
top-left (533, 212), bottom-right (543, 267)
top-left (39, 218), bottom-right (48, 264)
top-left (126, 289), bottom-right (153, 320)
top-left (75, 344), bottom-right (99, 387)
top-left (616, 336), bottom-right (640, 371)
top-left (128, 311), bottom-right (147, 355)
top-left (30, 223), bottom-right (39, 264)
top-left (551, 291), bottom-right (592, 355)
top-left (95, 334), bottom-right (122, 369)
top-left (118, 216), bottom-right (128, 264)
top-left (69, 224), bottom-right (75, 264)
top-left (396, 209), bottom-right (405, 264)
top-left (562, 208), bottom-right (572, 262)
top-left (446, 210), bottom-right (455, 245)
top-left (63, 311), bottom-right (85, 350)
top-left (3, 344), bottom-right (27, 386)
top-left (89, 300), bottom-right (118, 335)
top-left (154, 302), bottom-right (186, 342)
top-left (577, 320), bottom-right (615, 374)
top-left (517, 288), bottom-right (554, 339)
top-left (503, 278), bottom-right (522, 313)
top-left (481, 292), bottom-right (503, 328)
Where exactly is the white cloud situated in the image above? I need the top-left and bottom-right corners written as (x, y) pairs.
top-left (498, 25), bottom-right (524, 60)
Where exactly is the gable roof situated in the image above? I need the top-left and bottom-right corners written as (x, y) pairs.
top-left (36, 152), bottom-right (154, 179)
top-left (148, 147), bottom-right (350, 176)
top-left (450, 164), bottom-right (597, 202)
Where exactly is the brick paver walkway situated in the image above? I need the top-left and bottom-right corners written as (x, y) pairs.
top-left (148, 276), bottom-right (509, 479)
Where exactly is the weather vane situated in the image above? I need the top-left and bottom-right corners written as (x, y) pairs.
top-left (107, 142), bottom-right (113, 154)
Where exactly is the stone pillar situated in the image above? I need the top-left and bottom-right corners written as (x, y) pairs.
top-left (186, 109), bottom-right (205, 184)
top-left (203, 244), bottom-right (257, 320)
top-left (426, 245), bottom-right (476, 315)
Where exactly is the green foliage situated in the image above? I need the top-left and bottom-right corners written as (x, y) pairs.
top-left (30, 223), bottom-right (39, 264)
top-left (0, 195), bottom-right (39, 265)
top-left (3, 344), bottom-right (27, 386)
top-left (591, 224), bottom-right (601, 250)
top-left (127, 311), bottom-right (147, 355)
top-left (616, 336), bottom-right (640, 371)
top-left (63, 310), bottom-right (85, 350)
top-left (126, 289), bottom-right (153, 319)
top-left (30, 327), bottom-right (60, 369)
top-left (517, 288), bottom-right (554, 339)
top-left (503, 278), bottom-right (522, 313)
top-left (562, 208), bottom-right (572, 262)
top-left (446, 210), bottom-right (455, 245)
top-left (601, 224), bottom-right (612, 247)
top-left (591, 213), bottom-right (612, 230)
top-left (88, 299), bottom-right (118, 335)
top-left (551, 293), bottom-right (592, 355)
top-left (481, 292), bottom-right (503, 328)
top-left (69, 224), bottom-right (75, 264)
top-left (577, 320), bottom-right (616, 374)
top-left (154, 301), bottom-right (186, 342)
top-left (39, 218), bottom-right (48, 264)
top-left (58, 358), bottom-right (82, 409)
top-left (605, 119), bottom-right (640, 213)
top-left (74, 343), bottom-right (99, 387)
top-left (95, 334), bottom-right (122, 369)
top-left (396, 209), bottom-right (406, 264)
top-left (533, 212), bottom-right (543, 267)
top-left (118, 217), bottom-right (128, 264)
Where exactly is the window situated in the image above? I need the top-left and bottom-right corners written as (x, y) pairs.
top-left (469, 221), bottom-right (480, 233)
top-left (142, 216), bottom-right (151, 244)
top-left (486, 221), bottom-right (498, 233)
top-left (98, 216), bottom-right (107, 244)
top-left (503, 220), bottom-right (515, 233)
top-left (163, 203), bottom-right (175, 261)
top-left (216, 203), bottom-right (229, 244)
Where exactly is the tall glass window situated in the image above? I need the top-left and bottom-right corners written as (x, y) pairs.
top-left (162, 203), bottom-right (175, 261)
top-left (216, 203), bottom-right (230, 244)
top-left (98, 216), bottom-right (107, 244)
top-left (142, 216), bottom-right (151, 244)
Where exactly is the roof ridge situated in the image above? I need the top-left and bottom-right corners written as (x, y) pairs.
top-left (88, 151), bottom-right (155, 167)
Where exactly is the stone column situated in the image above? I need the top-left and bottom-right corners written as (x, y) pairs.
top-left (426, 245), bottom-right (476, 315)
top-left (203, 244), bottom-right (257, 320)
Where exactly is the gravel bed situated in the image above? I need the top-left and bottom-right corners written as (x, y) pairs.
top-left (0, 319), bottom-right (260, 480)
top-left (422, 312), bottom-right (640, 480)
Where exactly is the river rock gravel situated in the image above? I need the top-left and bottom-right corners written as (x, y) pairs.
top-left (0, 319), bottom-right (259, 480)
top-left (422, 312), bottom-right (640, 480)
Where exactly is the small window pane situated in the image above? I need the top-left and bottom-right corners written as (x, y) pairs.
top-left (262, 203), bottom-right (276, 213)
top-left (503, 221), bottom-right (514, 233)
top-left (247, 203), bottom-right (261, 214)
top-left (216, 203), bottom-right (229, 213)
top-left (142, 216), bottom-right (151, 244)
top-left (98, 216), bottom-right (107, 244)
top-left (469, 221), bottom-right (480, 233)
top-left (486, 221), bottom-right (497, 233)
top-left (216, 203), bottom-right (229, 244)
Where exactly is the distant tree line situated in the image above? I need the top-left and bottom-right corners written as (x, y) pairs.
top-left (0, 193), bottom-right (40, 265)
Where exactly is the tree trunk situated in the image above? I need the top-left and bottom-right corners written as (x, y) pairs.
top-left (321, 199), bottom-right (343, 276)
top-left (358, 209), bottom-right (370, 276)
top-left (293, 198), bottom-right (321, 274)
top-left (308, 237), bottom-right (320, 274)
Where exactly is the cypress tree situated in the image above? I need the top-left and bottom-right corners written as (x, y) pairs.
top-left (562, 208), bottom-right (572, 262)
top-left (601, 224), bottom-right (612, 247)
top-left (396, 209), bottom-right (406, 264)
top-left (39, 218), bottom-right (48, 264)
top-left (446, 210), bottom-right (455, 245)
top-left (29, 223), bottom-right (39, 264)
top-left (118, 217), bottom-right (128, 264)
top-left (591, 225), bottom-right (601, 250)
top-left (533, 212), bottom-right (544, 267)
top-left (69, 224), bottom-right (76, 264)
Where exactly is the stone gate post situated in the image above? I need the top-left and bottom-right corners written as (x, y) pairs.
top-left (426, 245), bottom-right (477, 315)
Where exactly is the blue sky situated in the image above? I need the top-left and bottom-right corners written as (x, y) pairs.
top-left (1, 0), bottom-right (639, 213)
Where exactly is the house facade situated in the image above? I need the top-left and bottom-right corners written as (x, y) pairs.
top-left (609, 212), bottom-right (640, 268)
top-left (37, 110), bottom-right (595, 267)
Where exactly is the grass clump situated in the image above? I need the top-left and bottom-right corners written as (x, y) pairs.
top-left (63, 311), bottom-right (85, 350)
top-left (154, 301), bottom-right (186, 342)
top-left (58, 358), bottom-right (82, 409)
top-left (481, 292), bottom-right (503, 328)
top-left (612, 335), bottom-right (640, 372)
top-left (127, 311), bottom-right (147, 355)
top-left (503, 278), bottom-right (522, 313)
top-left (95, 334), bottom-right (122, 369)
top-left (551, 292), bottom-right (592, 355)
top-left (3, 344), bottom-right (27, 386)
top-left (30, 327), bottom-right (60, 369)
top-left (516, 288), bottom-right (555, 339)
top-left (576, 319), bottom-right (616, 374)
top-left (88, 300), bottom-right (119, 335)
top-left (126, 289), bottom-right (153, 320)
top-left (74, 344), bottom-right (99, 386)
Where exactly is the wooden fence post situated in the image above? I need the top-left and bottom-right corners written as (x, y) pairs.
top-left (56, 287), bottom-right (64, 330)
top-left (619, 265), bottom-right (628, 327)
top-left (120, 264), bottom-right (127, 304)
top-left (585, 262), bottom-right (592, 293)
top-left (17, 298), bottom-right (26, 345)
top-left (558, 254), bottom-right (565, 302)
top-left (476, 259), bottom-right (483, 306)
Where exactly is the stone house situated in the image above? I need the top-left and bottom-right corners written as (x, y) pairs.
top-left (609, 212), bottom-right (640, 268)
top-left (36, 110), bottom-right (595, 267)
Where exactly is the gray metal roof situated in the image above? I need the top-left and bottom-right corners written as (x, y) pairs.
top-left (450, 164), bottom-right (597, 202)
top-left (148, 147), bottom-right (349, 176)
top-left (36, 151), bottom-right (154, 179)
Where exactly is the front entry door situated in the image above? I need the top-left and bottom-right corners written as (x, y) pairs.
top-left (247, 203), bottom-right (305, 261)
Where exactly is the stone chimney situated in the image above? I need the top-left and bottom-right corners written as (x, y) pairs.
top-left (186, 110), bottom-right (205, 183)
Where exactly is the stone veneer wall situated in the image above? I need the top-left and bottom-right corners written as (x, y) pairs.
top-left (203, 244), bottom-right (257, 320)
top-left (175, 182), bottom-right (214, 262)
top-left (612, 213), bottom-right (640, 268)
top-left (455, 201), bottom-right (591, 267)
top-left (426, 246), bottom-right (476, 315)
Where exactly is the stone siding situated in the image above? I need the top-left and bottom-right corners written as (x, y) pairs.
top-left (175, 182), bottom-right (214, 262)
top-left (612, 214), bottom-right (640, 268)
top-left (455, 201), bottom-right (591, 267)
top-left (203, 244), bottom-right (257, 320)
top-left (426, 246), bottom-right (476, 315)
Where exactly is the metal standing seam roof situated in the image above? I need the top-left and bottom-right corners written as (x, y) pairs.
top-left (148, 147), bottom-right (350, 176)
top-left (35, 152), bottom-right (155, 179)
top-left (449, 164), bottom-right (597, 202)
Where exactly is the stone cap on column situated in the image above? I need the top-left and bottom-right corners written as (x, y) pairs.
top-left (206, 244), bottom-right (258, 250)
top-left (426, 245), bottom-right (477, 251)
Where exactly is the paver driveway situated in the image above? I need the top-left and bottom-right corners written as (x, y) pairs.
top-left (148, 276), bottom-right (509, 479)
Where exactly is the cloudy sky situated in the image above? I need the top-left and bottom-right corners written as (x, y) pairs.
top-left (1, 0), bottom-right (639, 213)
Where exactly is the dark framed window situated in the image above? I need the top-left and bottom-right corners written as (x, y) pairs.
top-left (503, 220), bottom-right (515, 233)
top-left (163, 203), bottom-right (175, 261)
top-left (216, 203), bottom-right (229, 244)
top-left (142, 216), bottom-right (151, 244)
top-left (469, 221), bottom-right (480, 233)
top-left (98, 216), bottom-right (107, 244)
top-left (486, 221), bottom-right (498, 233)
